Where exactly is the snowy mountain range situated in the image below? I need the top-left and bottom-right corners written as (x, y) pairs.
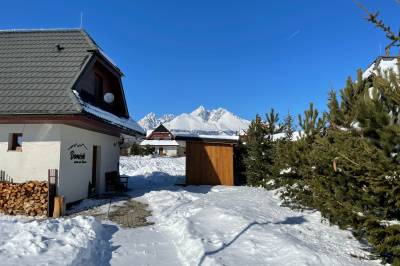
top-left (138, 106), bottom-right (250, 135)
top-left (137, 113), bottom-right (175, 132)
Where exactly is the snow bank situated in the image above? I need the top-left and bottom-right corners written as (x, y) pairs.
top-left (142, 186), bottom-right (377, 265)
top-left (0, 216), bottom-right (107, 266)
top-left (120, 156), bottom-right (186, 187)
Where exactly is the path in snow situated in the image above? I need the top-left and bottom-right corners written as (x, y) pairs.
top-left (108, 223), bottom-right (183, 266)
top-left (112, 156), bottom-right (380, 266)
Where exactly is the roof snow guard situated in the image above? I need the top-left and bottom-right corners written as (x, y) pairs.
top-left (0, 28), bottom-right (144, 136)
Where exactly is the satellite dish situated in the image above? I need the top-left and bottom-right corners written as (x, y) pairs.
top-left (104, 92), bottom-right (114, 103)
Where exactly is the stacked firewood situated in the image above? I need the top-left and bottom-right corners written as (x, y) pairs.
top-left (0, 181), bottom-right (48, 216)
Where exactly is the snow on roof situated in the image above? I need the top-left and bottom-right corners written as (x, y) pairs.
top-left (140, 140), bottom-right (180, 146)
top-left (146, 130), bottom-right (154, 137)
top-left (272, 131), bottom-right (302, 141)
top-left (73, 90), bottom-right (145, 135)
top-left (197, 134), bottom-right (239, 141)
top-left (362, 56), bottom-right (399, 79)
top-left (174, 133), bottom-right (240, 141)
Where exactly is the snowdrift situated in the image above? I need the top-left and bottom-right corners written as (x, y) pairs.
top-left (0, 216), bottom-right (107, 266)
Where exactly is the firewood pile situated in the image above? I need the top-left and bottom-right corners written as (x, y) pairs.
top-left (0, 181), bottom-right (48, 216)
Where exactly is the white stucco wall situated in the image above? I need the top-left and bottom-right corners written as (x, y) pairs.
top-left (59, 124), bottom-right (120, 203)
top-left (0, 124), bottom-right (61, 182)
top-left (176, 140), bottom-right (186, 148)
top-left (0, 123), bottom-right (120, 204)
top-left (154, 145), bottom-right (178, 157)
top-left (176, 140), bottom-right (186, 156)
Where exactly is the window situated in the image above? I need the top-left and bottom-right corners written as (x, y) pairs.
top-left (95, 74), bottom-right (103, 103)
top-left (8, 133), bottom-right (23, 151)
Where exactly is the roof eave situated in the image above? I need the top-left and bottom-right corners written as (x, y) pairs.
top-left (82, 111), bottom-right (145, 137)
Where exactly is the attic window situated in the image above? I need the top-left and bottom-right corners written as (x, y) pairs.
top-left (95, 74), bottom-right (104, 102)
top-left (8, 133), bottom-right (23, 151)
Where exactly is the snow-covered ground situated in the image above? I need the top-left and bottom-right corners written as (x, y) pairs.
top-left (0, 215), bottom-right (108, 266)
top-left (114, 156), bottom-right (379, 266)
top-left (0, 156), bottom-right (380, 265)
top-left (120, 155), bottom-right (186, 187)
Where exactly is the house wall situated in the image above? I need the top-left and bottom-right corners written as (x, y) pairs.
top-left (176, 140), bottom-right (186, 156)
top-left (59, 124), bottom-right (120, 203)
top-left (154, 145), bottom-right (178, 157)
top-left (0, 123), bottom-right (120, 204)
top-left (0, 124), bottom-right (61, 182)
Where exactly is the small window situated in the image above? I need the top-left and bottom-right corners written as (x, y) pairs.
top-left (95, 74), bottom-right (103, 101)
top-left (8, 133), bottom-right (22, 151)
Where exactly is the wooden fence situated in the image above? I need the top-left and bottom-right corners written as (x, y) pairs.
top-left (0, 170), bottom-right (13, 183)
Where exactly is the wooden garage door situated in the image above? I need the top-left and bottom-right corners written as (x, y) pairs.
top-left (186, 142), bottom-right (234, 186)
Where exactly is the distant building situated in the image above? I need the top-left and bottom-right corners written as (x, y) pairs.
top-left (362, 56), bottom-right (399, 79)
top-left (141, 124), bottom-right (186, 156)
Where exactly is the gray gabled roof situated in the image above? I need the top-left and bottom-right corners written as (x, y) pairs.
top-left (0, 29), bottom-right (98, 114)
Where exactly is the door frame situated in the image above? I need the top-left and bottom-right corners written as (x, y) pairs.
top-left (91, 145), bottom-right (101, 195)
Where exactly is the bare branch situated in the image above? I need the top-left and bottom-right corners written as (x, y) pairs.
top-left (352, 0), bottom-right (400, 55)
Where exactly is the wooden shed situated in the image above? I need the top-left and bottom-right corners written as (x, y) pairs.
top-left (175, 135), bottom-right (239, 186)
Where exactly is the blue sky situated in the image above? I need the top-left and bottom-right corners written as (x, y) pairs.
top-left (1, 1), bottom-right (400, 121)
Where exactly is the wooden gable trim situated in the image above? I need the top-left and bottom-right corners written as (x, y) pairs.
top-left (147, 131), bottom-right (174, 140)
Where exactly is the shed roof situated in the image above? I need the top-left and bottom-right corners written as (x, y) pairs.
top-left (175, 134), bottom-right (239, 144)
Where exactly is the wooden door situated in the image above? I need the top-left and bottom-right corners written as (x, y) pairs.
top-left (91, 146), bottom-right (100, 194)
top-left (186, 142), bottom-right (234, 186)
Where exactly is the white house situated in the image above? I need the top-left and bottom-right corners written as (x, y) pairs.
top-left (362, 56), bottom-right (399, 79)
top-left (140, 124), bottom-right (186, 156)
top-left (0, 29), bottom-right (144, 204)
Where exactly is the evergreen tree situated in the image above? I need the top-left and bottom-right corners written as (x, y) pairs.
top-left (356, 72), bottom-right (400, 163)
top-left (283, 112), bottom-right (295, 140)
top-left (265, 108), bottom-right (283, 138)
top-left (298, 102), bottom-right (327, 139)
top-left (327, 90), bottom-right (343, 128)
top-left (243, 114), bottom-right (275, 186)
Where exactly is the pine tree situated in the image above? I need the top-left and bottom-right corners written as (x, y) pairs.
top-left (327, 90), bottom-right (344, 128)
top-left (243, 114), bottom-right (275, 186)
top-left (356, 72), bottom-right (400, 163)
top-left (283, 111), bottom-right (295, 140)
top-left (265, 108), bottom-right (283, 138)
top-left (298, 102), bottom-right (327, 139)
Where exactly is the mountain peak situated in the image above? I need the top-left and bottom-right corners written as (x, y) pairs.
top-left (138, 112), bottom-right (175, 131)
top-left (139, 106), bottom-right (250, 135)
top-left (190, 106), bottom-right (208, 119)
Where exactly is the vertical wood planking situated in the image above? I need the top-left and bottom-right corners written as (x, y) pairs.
top-left (186, 141), bottom-right (234, 186)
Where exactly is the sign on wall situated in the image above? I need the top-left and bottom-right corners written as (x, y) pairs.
top-left (67, 143), bottom-right (88, 164)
